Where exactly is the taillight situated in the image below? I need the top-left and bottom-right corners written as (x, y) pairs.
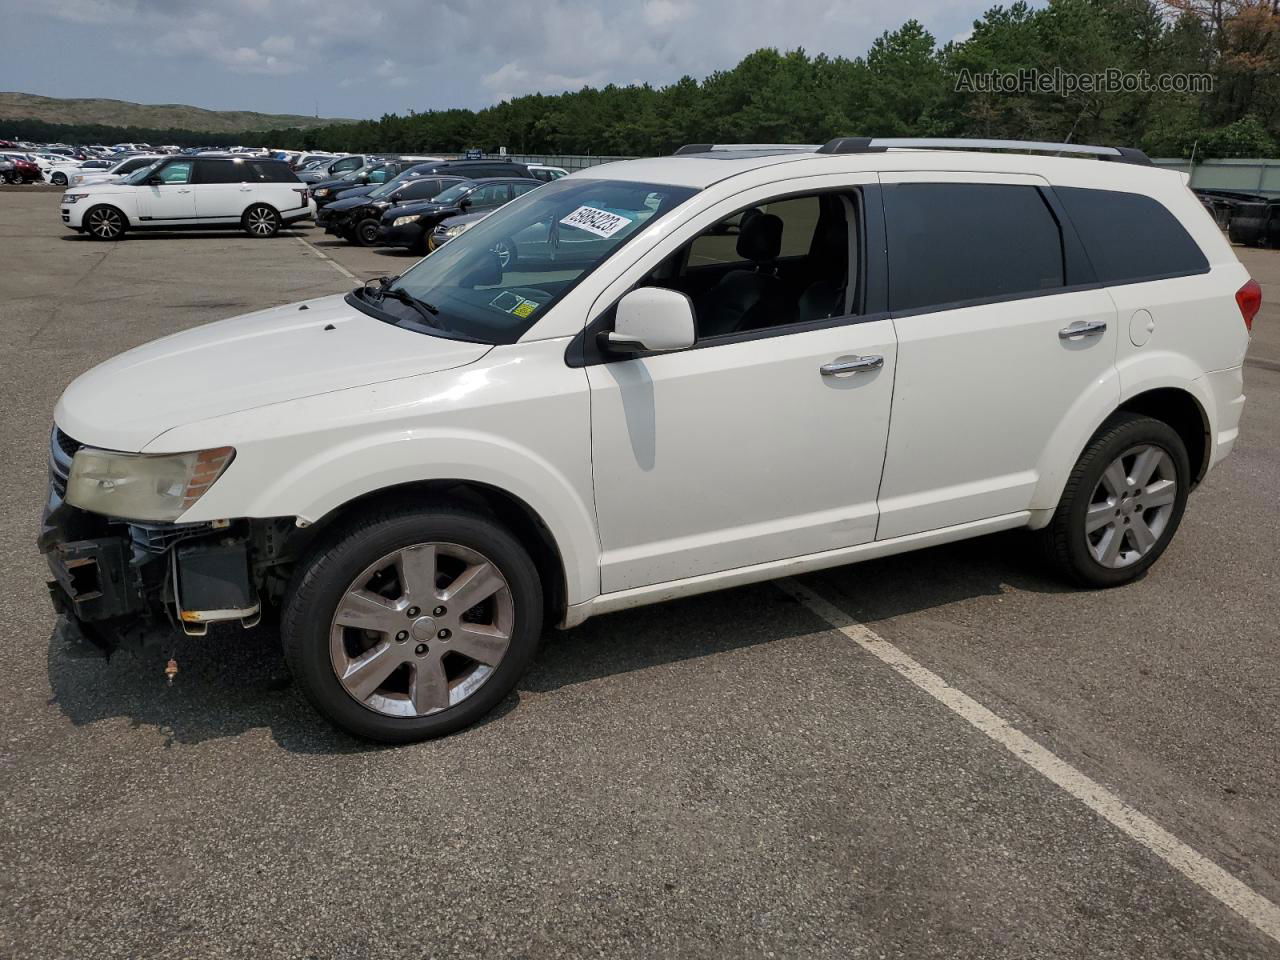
top-left (1236, 278), bottom-right (1262, 332)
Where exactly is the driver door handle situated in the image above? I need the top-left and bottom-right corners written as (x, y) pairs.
top-left (1059, 319), bottom-right (1107, 340)
top-left (821, 355), bottom-right (884, 377)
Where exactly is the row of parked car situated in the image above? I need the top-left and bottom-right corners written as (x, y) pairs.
top-left (305, 155), bottom-right (566, 254)
top-left (51, 150), bottom-right (566, 242)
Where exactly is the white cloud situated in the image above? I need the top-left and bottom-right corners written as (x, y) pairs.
top-left (643, 0), bottom-right (691, 26)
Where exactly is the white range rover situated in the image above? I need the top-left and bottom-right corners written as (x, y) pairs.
top-left (61, 155), bottom-right (311, 239)
top-left (42, 138), bottom-right (1258, 743)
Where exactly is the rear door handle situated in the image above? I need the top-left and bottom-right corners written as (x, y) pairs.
top-left (1059, 319), bottom-right (1107, 340)
top-left (821, 355), bottom-right (884, 377)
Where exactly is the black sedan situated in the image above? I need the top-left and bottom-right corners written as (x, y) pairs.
top-left (378, 178), bottom-right (540, 254)
top-left (323, 175), bottom-right (468, 244)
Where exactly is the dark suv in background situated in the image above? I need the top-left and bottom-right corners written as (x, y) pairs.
top-left (378, 177), bottom-right (541, 254)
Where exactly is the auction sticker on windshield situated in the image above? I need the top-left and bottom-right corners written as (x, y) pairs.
top-left (559, 206), bottom-right (633, 239)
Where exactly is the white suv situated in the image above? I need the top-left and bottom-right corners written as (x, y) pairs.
top-left (42, 137), bottom-right (1257, 742)
top-left (62, 155), bottom-right (311, 239)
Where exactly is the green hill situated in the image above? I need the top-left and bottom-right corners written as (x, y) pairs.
top-left (0, 92), bottom-right (355, 134)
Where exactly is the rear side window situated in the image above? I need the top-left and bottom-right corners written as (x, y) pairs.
top-left (884, 183), bottom-right (1065, 313)
top-left (1056, 187), bottom-right (1208, 284)
top-left (248, 161), bottom-right (298, 183)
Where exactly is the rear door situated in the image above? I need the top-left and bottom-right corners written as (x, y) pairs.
top-left (193, 160), bottom-right (247, 220)
top-left (875, 172), bottom-right (1118, 539)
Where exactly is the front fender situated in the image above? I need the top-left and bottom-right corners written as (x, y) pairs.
top-left (152, 341), bottom-right (600, 604)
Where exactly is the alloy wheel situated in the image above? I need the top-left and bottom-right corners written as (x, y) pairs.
top-left (329, 542), bottom-right (514, 718)
top-left (87, 207), bottom-right (123, 239)
top-left (246, 207), bottom-right (277, 236)
top-left (491, 239), bottom-right (513, 268)
top-left (1084, 444), bottom-right (1178, 568)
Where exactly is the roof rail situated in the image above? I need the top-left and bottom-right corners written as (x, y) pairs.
top-left (673, 143), bottom-right (820, 155)
top-left (816, 137), bottom-right (1152, 165)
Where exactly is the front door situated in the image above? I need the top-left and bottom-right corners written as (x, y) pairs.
top-left (874, 173), bottom-right (1119, 539)
top-left (135, 159), bottom-right (195, 222)
top-left (587, 183), bottom-right (897, 593)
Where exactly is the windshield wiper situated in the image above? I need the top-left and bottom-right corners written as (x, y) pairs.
top-left (359, 275), bottom-right (440, 327)
top-left (382, 287), bottom-right (441, 326)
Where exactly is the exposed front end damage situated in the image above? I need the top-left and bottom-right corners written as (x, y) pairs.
top-left (40, 427), bottom-right (293, 656)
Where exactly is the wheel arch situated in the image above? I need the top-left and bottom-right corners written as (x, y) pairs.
top-left (1031, 375), bottom-right (1213, 527)
top-left (299, 479), bottom-right (570, 629)
top-left (1114, 387), bottom-right (1210, 486)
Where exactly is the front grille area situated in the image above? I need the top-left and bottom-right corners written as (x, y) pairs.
top-left (49, 427), bottom-right (81, 498)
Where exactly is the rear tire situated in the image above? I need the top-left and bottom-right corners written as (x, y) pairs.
top-left (353, 218), bottom-right (381, 246)
top-left (84, 205), bottom-right (128, 241)
top-left (1037, 412), bottom-right (1189, 587)
top-left (282, 503), bottom-right (543, 743)
top-left (242, 204), bottom-right (280, 238)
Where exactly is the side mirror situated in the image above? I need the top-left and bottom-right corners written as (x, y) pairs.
top-left (459, 197), bottom-right (472, 209)
top-left (601, 287), bottom-right (696, 355)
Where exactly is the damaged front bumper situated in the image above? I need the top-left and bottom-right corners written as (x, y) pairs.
top-left (40, 428), bottom-right (263, 654)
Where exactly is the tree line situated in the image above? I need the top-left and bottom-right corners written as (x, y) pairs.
top-left (8, 0), bottom-right (1279, 159)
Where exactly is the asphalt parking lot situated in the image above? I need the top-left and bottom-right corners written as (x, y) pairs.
top-left (2, 186), bottom-right (1279, 959)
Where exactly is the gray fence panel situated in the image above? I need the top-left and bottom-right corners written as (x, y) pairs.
top-left (1152, 157), bottom-right (1280, 198)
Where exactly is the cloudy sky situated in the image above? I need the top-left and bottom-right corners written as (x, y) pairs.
top-left (1, 0), bottom-right (985, 120)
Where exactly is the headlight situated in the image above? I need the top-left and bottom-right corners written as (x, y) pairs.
top-left (392, 215), bottom-right (419, 228)
top-left (314, 188), bottom-right (330, 197)
top-left (66, 446), bottom-right (235, 522)
top-left (62, 193), bottom-right (89, 204)
top-left (437, 223), bottom-right (472, 240)
top-left (71, 175), bottom-right (85, 185)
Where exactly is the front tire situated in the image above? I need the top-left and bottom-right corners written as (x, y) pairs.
top-left (353, 217), bottom-right (381, 246)
top-left (84, 205), bottom-right (128, 241)
top-left (51, 172), bottom-right (68, 186)
top-left (1038, 412), bottom-right (1189, 587)
top-left (242, 204), bottom-right (280, 238)
top-left (282, 503), bottom-right (543, 743)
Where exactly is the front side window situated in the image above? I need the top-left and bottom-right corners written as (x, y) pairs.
top-left (883, 182), bottom-right (1065, 313)
top-left (153, 160), bottom-right (193, 184)
top-left (645, 191), bottom-right (859, 339)
top-left (121, 160), bottom-right (164, 184)
top-left (351, 178), bottom-right (696, 344)
top-left (468, 184), bottom-right (510, 208)
top-left (333, 157), bottom-right (362, 174)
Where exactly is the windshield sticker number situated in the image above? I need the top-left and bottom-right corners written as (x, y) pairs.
top-left (559, 205), bottom-right (633, 238)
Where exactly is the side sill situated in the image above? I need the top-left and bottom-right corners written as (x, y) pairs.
top-left (559, 511), bottom-right (1032, 628)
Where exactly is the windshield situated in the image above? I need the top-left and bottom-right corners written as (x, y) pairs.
top-left (367, 178), bottom-right (403, 199)
top-left (350, 178), bottom-right (697, 344)
top-left (432, 183), bottom-right (472, 204)
top-left (121, 160), bottom-right (163, 184)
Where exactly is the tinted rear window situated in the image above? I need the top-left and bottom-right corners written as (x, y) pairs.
top-left (884, 183), bottom-right (1065, 313)
top-left (1057, 187), bottom-right (1208, 284)
top-left (248, 161), bottom-right (298, 183)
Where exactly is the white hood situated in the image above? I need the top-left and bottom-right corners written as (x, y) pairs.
top-left (55, 294), bottom-right (491, 451)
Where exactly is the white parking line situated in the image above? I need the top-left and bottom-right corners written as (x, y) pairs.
top-left (778, 577), bottom-right (1280, 948)
top-left (293, 233), bottom-right (359, 283)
